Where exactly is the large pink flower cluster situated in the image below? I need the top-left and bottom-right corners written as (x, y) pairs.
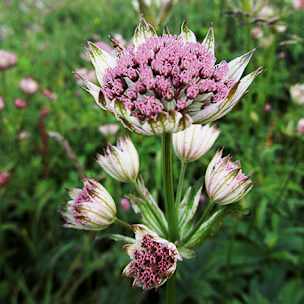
top-left (103, 35), bottom-right (233, 121)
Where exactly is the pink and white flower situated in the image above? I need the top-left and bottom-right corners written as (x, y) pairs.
top-left (97, 137), bottom-right (139, 183)
top-left (123, 224), bottom-right (181, 289)
top-left (62, 179), bottom-right (116, 230)
top-left (205, 150), bottom-right (253, 205)
top-left (19, 77), bottom-right (39, 95)
top-left (297, 118), bottom-right (304, 134)
top-left (83, 20), bottom-right (261, 135)
top-left (290, 84), bottom-right (304, 105)
top-left (0, 50), bottom-right (17, 71)
top-left (293, 0), bottom-right (304, 10)
top-left (172, 124), bottom-right (220, 162)
top-left (15, 98), bottom-right (27, 109)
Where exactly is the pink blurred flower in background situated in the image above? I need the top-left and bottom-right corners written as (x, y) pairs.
top-left (43, 89), bottom-right (57, 101)
top-left (15, 98), bottom-right (27, 109)
top-left (19, 77), bottom-right (39, 95)
top-left (264, 102), bottom-right (272, 112)
top-left (120, 197), bottom-right (130, 211)
top-left (0, 96), bottom-right (5, 111)
top-left (251, 27), bottom-right (264, 40)
top-left (293, 0), bottom-right (304, 9)
top-left (297, 118), bottom-right (304, 134)
top-left (0, 50), bottom-right (17, 71)
top-left (98, 123), bottom-right (120, 136)
top-left (74, 67), bottom-right (96, 85)
top-left (0, 171), bottom-right (10, 188)
top-left (290, 84), bottom-right (304, 105)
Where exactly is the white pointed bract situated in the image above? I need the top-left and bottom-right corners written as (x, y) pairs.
top-left (62, 179), bottom-right (116, 230)
top-left (123, 224), bottom-right (181, 289)
top-left (172, 124), bottom-right (220, 162)
top-left (84, 20), bottom-right (260, 136)
top-left (97, 137), bottom-right (139, 183)
top-left (205, 150), bottom-right (253, 205)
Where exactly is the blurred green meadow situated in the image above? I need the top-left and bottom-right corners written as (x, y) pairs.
top-left (0, 0), bottom-right (304, 303)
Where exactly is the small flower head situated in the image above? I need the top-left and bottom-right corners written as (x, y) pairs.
top-left (19, 77), bottom-right (39, 95)
top-left (173, 124), bottom-right (220, 162)
top-left (123, 225), bottom-right (181, 289)
top-left (97, 137), bottom-right (139, 183)
top-left (62, 179), bottom-right (116, 230)
top-left (15, 98), bottom-right (27, 109)
top-left (297, 118), bottom-right (304, 134)
top-left (0, 171), bottom-right (10, 188)
top-left (120, 197), bottom-right (131, 212)
top-left (290, 84), bottom-right (304, 105)
top-left (0, 50), bottom-right (17, 71)
top-left (205, 150), bottom-right (253, 205)
top-left (84, 20), bottom-right (260, 135)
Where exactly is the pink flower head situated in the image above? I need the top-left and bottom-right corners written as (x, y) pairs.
top-left (0, 50), bottom-right (17, 71)
top-left (297, 118), bottom-right (304, 134)
top-left (85, 21), bottom-right (261, 135)
top-left (264, 102), bottom-right (272, 112)
top-left (293, 0), bottom-right (304, 9)
top-left (0, 96), bottom-right (4, 111)
top-left (120, 197), bottom-right (130, 211)
top-left (19, 77), bottom-right (39, 95)
top-left (15, 98), bottom-right (27, 109)
top-left (123, 225), bottom-right (181, 289)
top-left (0, 171), bottom-right (10, 187)
top-left (43, 89), bottom-right (57, 101)
top-left (62, 179), bottom-right (116, 230)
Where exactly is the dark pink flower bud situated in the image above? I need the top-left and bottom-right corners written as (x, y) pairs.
top-left (15, 98), bottom-right (27, 109)
top-left (120, 197), bottom-right (130, 211)
top-left (0, 171), bottom-right (10, 187)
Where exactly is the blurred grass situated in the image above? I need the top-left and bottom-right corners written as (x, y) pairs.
top-left (0, 0), bottom-right (304, 303)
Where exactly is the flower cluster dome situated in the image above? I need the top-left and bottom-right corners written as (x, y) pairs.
top-left (83, 20), bottom-right (261, 135)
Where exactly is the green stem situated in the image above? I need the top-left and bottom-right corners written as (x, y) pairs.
top-left (115, 218), bottom-right (132, 230)
top-left (166, 274), bottom-right (176, 304)
top-left (162, 133), bottom-right (178, 241)
top-left (175, 161), bottom-right (187, 206)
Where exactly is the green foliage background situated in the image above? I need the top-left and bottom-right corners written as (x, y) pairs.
top-left (0, 0), bottom-right (303, 303)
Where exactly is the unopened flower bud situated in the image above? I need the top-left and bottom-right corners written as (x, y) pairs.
top-left (172, 124), bottom-right (220, 162)
top-left (15, 98), bottom-right (27, 109)
top-left (0, 171), bottom-right (10, 188)
top-left (97, 137), bottom-right (139, 183)
top-left (120, 197), bottom-right (130, 211)
top-left (123, 225), bottom-right (181, 289)
top-left (62, 179), bottom-right (116, 230)
top-left (205, 150), bottom-right (253, 205)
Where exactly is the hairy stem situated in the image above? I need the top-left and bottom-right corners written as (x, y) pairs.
top-left (162, 133), bottom-right (178, 304)
top-left (162, 133), bottom-right (179, 241)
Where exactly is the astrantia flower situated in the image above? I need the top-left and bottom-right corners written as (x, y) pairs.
top-left (0, 50), bottom-right (17, 71)
top-left (172, 124), bottom-right (220, 162)
top-left (290, 84), bottom-right (304, 105)
top-left (205, 150), bottom-right (253, 205)
top-left (293, 0), bottom-right (304, 9)
top-left (63, 179), bottom-right (116, 230)
top-left (84, 20), bottom-right (261, 135)
top-left (123, 225), bottom-right (181, 289)
top-left (19, 77), bottom-right (39, 95)
top-left (97, 137), bottom-right (139, 182)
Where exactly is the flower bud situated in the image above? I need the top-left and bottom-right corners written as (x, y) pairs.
top-left (62, 179), bottom-right (116, 230)
top-left (0, 171), bottom-right (10, 188)
top-left (205, 150), bottom-right (252, 205)
top-left (172, 124), bottom-right (220, 162)
top-left (290, 84), bottom-right (304, 105)
top-left (0, 96), bottom-right (5, 111)
top-left (123, 225), bottom-right (181, 289)
top-left (97, 137), bottom-right (139, 183)
top-left (15, 98), bottom-right (27, 109)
